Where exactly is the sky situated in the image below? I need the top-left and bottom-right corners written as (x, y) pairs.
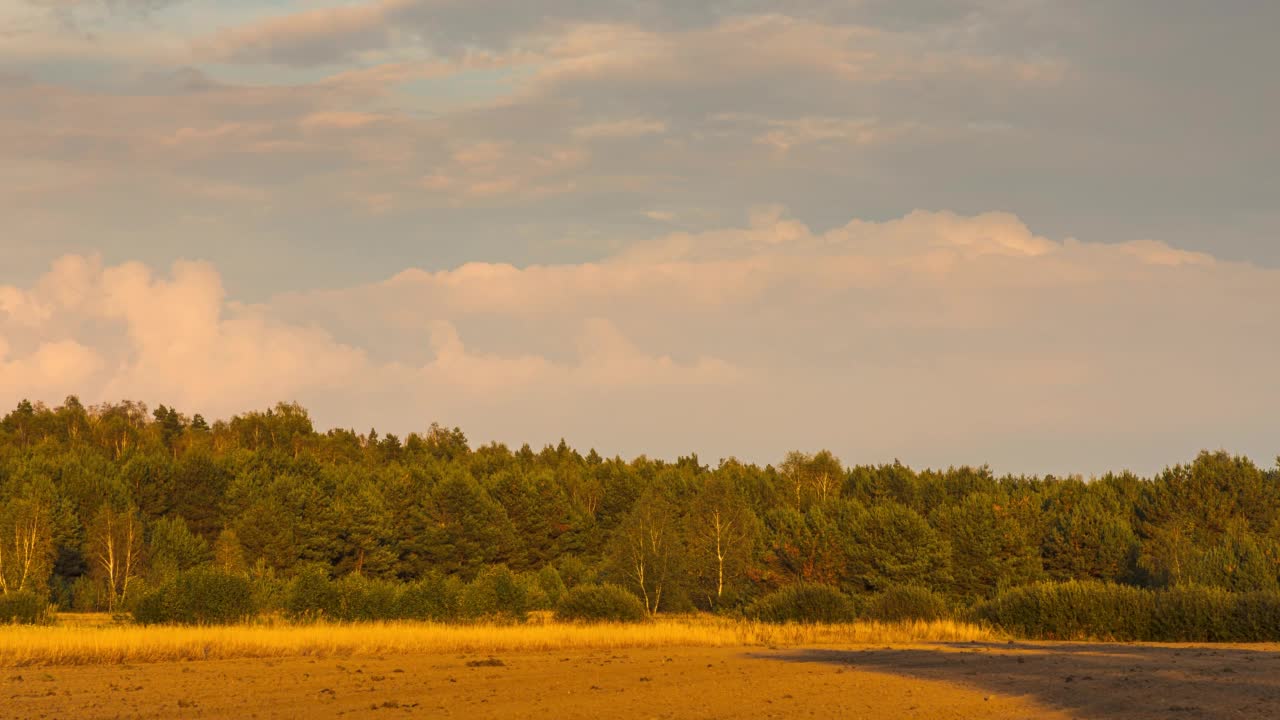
top-left (1, 0), bottom-right (1278, 476)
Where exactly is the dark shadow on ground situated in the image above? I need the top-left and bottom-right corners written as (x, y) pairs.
top-left (755, 642), bottom-right (1280, 720)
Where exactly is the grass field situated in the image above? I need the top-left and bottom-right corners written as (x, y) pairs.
top-left (0, 616), bottom-right (999, 666)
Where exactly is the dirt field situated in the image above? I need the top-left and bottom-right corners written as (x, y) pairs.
top-left (4, 641), bottom-right (1279, 719)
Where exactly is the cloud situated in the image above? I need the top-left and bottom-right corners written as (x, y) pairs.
top-left (0, 338), bottom-right (101, 399)
top-left (195, 0), bottom-right (733, 66)
top-left (573, 118), bottom-right (667, 140)
top-left (0, 251), bottom-right (741, 424)
top-left (419, 141), bottom-right (590, 202)
top-left (200, 0), bottom-right (409, 67)
top-left (3, 210), bottom-right (1275, 473)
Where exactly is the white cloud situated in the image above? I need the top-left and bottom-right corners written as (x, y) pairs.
top-left (2, 210), bottom-right (1275, 473)
top-left (0, 251), bottom-right (741, 423)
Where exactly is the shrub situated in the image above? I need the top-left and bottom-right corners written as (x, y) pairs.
top-left (974, 581), bottom-right (1280, 643)
top-left (0, 591), bottom-right (53, 625)
top-left (284, 565), bottom-right (341, 622)
top-left (249, 571), bottom-right (289, 614)
top-left (1151, 585), bottom-right (1234, 642)
top-left (131, 589), bottom-right (170, 626)
top-left (554, 584), bottom-right (648, 623)
top-left (1228, 591), bottom-right (1280, 642)
top-left (459, 566), bottom-right (529, 622)
top-left (862, 584), bottom-right (950, 622)
top-left (70, 576), bottom-right (104, 613)
top-left (133, 569), bottom-right (256, 625)
top-left (536, 565), bottom-right (568, 607)
top-left (327, 575), bottom-right (401, 622)
top-left (556, 556), bottom-right (594, 589)
top-left (973, 581), bottom-right (1154, 641)
top-left (396, 573), bottom-right (463, 622)
top-left (746, 583), bottom-right (855, 624)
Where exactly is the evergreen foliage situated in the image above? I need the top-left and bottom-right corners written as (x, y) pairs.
top-left (133, 568), bottom-right (255, 625)
top-left (746, 583), bottom-right (856, 624)
top-left (861, 584), bottom-right (950, 622)
top-left (0, 591), bottom-right (53, 625)
top-left (974, 581), bottom-right (1280, 642)
top-left (1, 397), bottom-right (1278, 638)
top-left (554, 584), bottom-right (648, 623)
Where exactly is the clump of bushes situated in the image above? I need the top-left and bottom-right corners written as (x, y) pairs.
top-left (1226, 591), bottom-right (1280, 641)
top-left (334, 575), bottom-right (402, 622)
top-left (554, 584), bottom-right (648, 623)
top-left (862, 584), bottom-right (950, 622)
top-left (972, 581), bottom-right (1154, 641)
top-left (394, 572), bottom-right (463, 621)
top-left (1150, 585), bottom-right (1235, 642)
top-left (459, 566), bottom-right (531, 622)
top-left (133, 568), bottom-right (256, 625)
top-left (284, 565), bottom-right (555, 624)
top-left (0, 591), bottom-right (54, 625)
top-left (974, 581), bottom-right (1280, 642)
top-left (283, 564), bottom-right (342, 621)
top-left (746, 583), bottom-right (855, 624)
top-left (535, 565), bottom-right (568, 608)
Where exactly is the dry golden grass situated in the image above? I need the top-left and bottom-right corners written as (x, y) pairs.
top-left (0, 617), bottom-right (1000, 667)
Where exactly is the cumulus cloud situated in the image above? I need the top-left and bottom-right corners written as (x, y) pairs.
top-left (0, 251), bottom-right (742, 426)
top-left (2, 210), bottom-right (1276, 473)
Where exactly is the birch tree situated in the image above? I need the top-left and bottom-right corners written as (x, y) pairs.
top-left (686, 477), bottom-right (757, 609)
top-left (89, 505), bottom-right (143, 612)
top-left (609, 490), bottom-right (682, 614)
top-left (0, 495), bottom-right (54, 595)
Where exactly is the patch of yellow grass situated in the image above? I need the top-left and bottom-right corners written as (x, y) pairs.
top-left (0, 617), bottom-right (1000, 667)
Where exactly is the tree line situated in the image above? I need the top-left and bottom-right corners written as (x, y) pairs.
top-left (1, 397), bottom-right (1278, 621)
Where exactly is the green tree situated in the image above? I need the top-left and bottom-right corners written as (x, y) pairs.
top-left (1041, 490), bottom-right (1138, 583)
top-left (839, 501), bottom-right (951, 593)
top-left (0, 487), bottom-right (56, 596)
top-left (685, 475), bottom-right (759, 609)
top-left (419, 470), bottom-right (515, 578)
top-left (146, 516), bottom-right (210, 586)
top-left (933, 493), bottom-right (1042, 600)
top-left (213, 528), bottom-right (247, 575)
top-left (607, 489), bottom-right (684, 614)
top-left (87, 504), bottom-right (144, 612)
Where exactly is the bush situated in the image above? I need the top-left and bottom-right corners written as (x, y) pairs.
top-left (459, 566), bottom-right (529, 622)
top-left (556, 556), bottom-right (594, 589)
top-left (536, 565), bottom-right (567, 607)
top-left (131, 589), bottom-right (169, 625)
top-left (1228, 591), bottom-right (1280, 642)
top-left (554, 584), bottom-right (648, 623)
top-left (1151, 585), bottom-right (1234, 642)
top-left (974, 581), bottom-right (1280, 642)
top-left (284, 565), bottom-right (341, 621)
top-left (249, 571), bottom-right (289, 614)
top-left (133, 569), bottom-right (256, 625)
top-left (396, 573), bottom-right (463, 621)
top-left (70, 575), bottom-right (104, 613)
top-left (0, 591), bottom-right (53, 625)
top-left (746, 583), bottom-right (855, 624)
top-left (285, 566), bottom-right (544, 624)
top-left (862, 585), bottom-right (950, 622)
top-left (973, 581), bottom-right (1154, 641)
top-left (328, 575), bottom-right (401, 622)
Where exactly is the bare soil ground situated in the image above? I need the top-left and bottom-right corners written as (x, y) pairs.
top-left (4, 641), bottom-right (1278, 719)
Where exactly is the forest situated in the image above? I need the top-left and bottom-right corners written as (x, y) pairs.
top-left (1, 397), bottom-right (1278, 638)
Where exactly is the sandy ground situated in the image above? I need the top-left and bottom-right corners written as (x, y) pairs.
top-left (4, 641), bottom-right (1279, 719)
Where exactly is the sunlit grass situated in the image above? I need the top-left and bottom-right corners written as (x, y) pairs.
top-left (0, 616), bottom-right (1000, 667)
